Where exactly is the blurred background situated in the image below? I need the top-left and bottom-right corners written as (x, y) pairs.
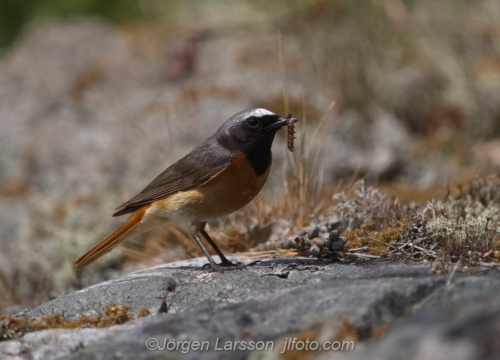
top-left (1, 0), bottom-right (500, 313)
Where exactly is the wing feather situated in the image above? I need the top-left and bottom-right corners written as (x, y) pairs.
top-left (113, 137), bottom-right (233, 216)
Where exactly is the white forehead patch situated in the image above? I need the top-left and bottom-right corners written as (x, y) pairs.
top-left (253, 108), bottom-right (275, 117)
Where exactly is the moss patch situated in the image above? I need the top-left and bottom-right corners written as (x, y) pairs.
top-left (343, 220), bottom-right (407, 255)
top-left (0, 303), bottom-right (149, 341)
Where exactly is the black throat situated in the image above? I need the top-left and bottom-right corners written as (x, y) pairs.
top-left (239, 134), bottom-right (275, 176)
top-left (217, 132), bottom-right (275, 177)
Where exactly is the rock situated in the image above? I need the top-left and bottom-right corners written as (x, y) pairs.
top-left (309, 245), bottom-right (321, 257)
top-left (253, 224), bottom-right (347, 257)
top-left (328, 230), bottom-right (340, 242)
top-left (296, 225), bottom-right (320, 239)
top-left (331, 239), bottom-right (345, 251)
top-left (307, 226), bottom-right (320, 240)
top-left (326, 218), bottom-right (342, 231)
top-left (1, 258), bottom-right (499, 360)
top-left (329, 275), bottom-right (500, 360)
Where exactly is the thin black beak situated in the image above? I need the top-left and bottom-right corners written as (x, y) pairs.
top-left (264, 117), bottom-right (298, 130)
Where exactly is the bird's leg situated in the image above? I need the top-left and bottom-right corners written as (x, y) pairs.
top-left (199, 222), bottom-right (237, 267)
top-left (190, 222), bottom-right (218, 270)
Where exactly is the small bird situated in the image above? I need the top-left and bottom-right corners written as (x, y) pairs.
top-left (74, 109), bottom-right (297, 271)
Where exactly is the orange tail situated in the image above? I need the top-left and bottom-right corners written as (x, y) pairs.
top-left (74, 206), bottom-right (149, 269)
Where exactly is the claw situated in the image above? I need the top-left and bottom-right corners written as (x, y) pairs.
top-left (201, 258), bottom-right (263, 272)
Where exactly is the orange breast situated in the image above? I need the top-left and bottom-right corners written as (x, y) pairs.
top-left (150, 151), bottom-right (270, 222)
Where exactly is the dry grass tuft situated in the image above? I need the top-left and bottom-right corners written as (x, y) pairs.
top-left (120, 101), bottom-right (335, 263)
top-left (330, 181), bottom-right (409, 256)
top-left (212, 101), bottom-right (336, 253)
top-left (332, 181), bottom-right (407, 233)
top-left (329, 175), bottom-right (500, 268)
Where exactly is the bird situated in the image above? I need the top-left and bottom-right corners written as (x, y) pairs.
top-left (74, 108), bottom-right (296, 271)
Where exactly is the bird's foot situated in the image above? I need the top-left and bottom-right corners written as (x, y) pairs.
top-left (201, 262), bottom-right (245, 272)
top-left (201, 258), bottom-right (263, 272)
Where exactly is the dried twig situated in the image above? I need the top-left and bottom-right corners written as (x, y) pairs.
top-left (411, 244), bottom-right (438, 256)
top-left (348, 246), bottom-right (370, 252)
top-left (388, 240), bottom-right (412, 254)
top-left (346, 253), bottom-right (381, 259)
top-left (487, 227), bottom-right (500, 234)
top-left (478, 262), bottom-right (500, 267)
top-left (362, 235), bottom-right (398, 250)
top-left (446, 260), bottom-right (461, 287)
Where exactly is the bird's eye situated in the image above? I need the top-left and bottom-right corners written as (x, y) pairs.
top-left (247, 117), bottom-right (259, 127)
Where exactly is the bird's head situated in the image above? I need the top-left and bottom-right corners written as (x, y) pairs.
top-left (216, 108), bottom-right (290, 152)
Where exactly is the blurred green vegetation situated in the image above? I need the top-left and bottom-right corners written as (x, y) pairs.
top-left (0, 0), bottom-right (412, 49)
top-left (0, 0), bottom-right (272, 49)
top-left (0, 0), bottom-right (482, 49)
top-left (0, 0), bottom-right (416, 49)
top-left (0, 0), bottom-right (148, 48)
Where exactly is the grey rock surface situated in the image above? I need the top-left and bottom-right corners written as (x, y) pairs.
top-left (331, 275), bottom-right (500, 360)
top-left (1, 257), bottom-right (499, 360)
